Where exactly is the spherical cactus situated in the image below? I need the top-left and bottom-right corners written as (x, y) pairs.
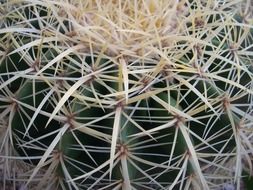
top-left (0, 0), bottom-right (253, 189)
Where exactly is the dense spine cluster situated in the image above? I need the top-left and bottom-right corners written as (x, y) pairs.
top-left (0, 0), bottom-right (253, 189)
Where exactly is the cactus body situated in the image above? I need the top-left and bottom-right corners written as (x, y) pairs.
top-left (0, 0), bottom-right (253, 189)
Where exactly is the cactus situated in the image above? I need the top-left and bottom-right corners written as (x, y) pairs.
top-left (0, 0), bottom-right (253, 189)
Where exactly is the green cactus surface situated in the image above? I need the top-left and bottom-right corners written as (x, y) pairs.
top-left (0, 0), bottom-right (253, 189)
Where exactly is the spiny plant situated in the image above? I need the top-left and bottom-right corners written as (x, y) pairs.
top-left (0, 0), bottom-right (253, 189)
